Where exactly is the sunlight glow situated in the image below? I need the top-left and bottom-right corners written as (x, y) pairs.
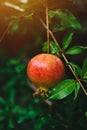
top-left (20, 0), bottom-right (28, 4)
top-left (4, 2), bottom-right (25, 12)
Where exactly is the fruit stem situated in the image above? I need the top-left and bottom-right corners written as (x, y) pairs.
top-left (39, 17), bottom-right (87, 97)
top-left (28, 81), bottom-right (53, 106)
top-left (45, 0), bottom-right (50, 53)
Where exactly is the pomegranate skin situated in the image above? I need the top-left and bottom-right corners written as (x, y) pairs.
top-left (27, 53), bottom-right (65, 89)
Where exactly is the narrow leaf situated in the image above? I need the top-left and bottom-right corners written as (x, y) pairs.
top-left (48, 10), bottom-right (56, 18)
top-left (56, 9), bottom-right (82, 30)
top-left (69, 62), bottom-right (82, 77)
top-left (49, 9), bottom-right (82, 32)
top-left (48, 79), bottom-right (76, 100)
top-left (62, 31), bottom-right (74, 50)
top-left (50, 41), bottom-right (60, 56)
top-left (83, 72), bottom-right (87, 79)
top-left (85, 112), bottom-right (87, 117)
top-left (15, 64), bottom-right (25, 73)
top-left (82, 58), bottom-right (87, 78)
top-left (42, 41), bottom-right (60, 56)
top-left (7, 59), bottom-right (20, 66)
top-left (42, 42), bottom-right (48, 52)
top-left (66, 46), bottom-right (87, 55)
top-left (74, 82), bottom-right (80, 100)
top-left (24, 13), bottom-right (33, 20)
top-left (8, 119), bottom-right (15, 128)
top-left (9, 88), bottom-right (15, 105)
top-left (4, 76), bottom-right (18, 89)
top-left (34, 116), bottom-right (48, 130)
top-left (9, 21), bottom-right (19, 34)
top-left (17, 116), bottom-right (25, 124)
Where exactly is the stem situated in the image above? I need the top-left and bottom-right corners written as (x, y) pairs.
top-left (39, 18), bottom-right (87, 96)
top-left (45, 1), bottom-right (50, 53)
top-left (62, 54), bottom-right (87, 96)
top-left (40, 18), bottom-right (61, 50)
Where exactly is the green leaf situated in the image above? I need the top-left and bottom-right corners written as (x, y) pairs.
top-left (12, 105), bottom-right (22, 114)
top-left (34, 117), bottom-right (45, 130)
top-left (62, 31), bottom-right (74, 50)
top-left (56, 9), bottom-right (82, 30)
top-left (15, 64), bottom-right (25, 73)
top-left (24, 13), bottom-right (33, 20)
top-left (17, 108), bottom-right (40, 124)
top-left (82, 58), bottom-right (87, 79)
top-left (26, 109), bottom-right (40, 119)
top-left (85, 112), bottom-right (87, 117)
top-left (7, 59), bottom-right (20, 66)
top-left (48, 79), bottom-right (76, 100)
top-left (34, 97), bottom-right (40, 103)
top-left (9, 88), bottom-right (15, 105)
top-left (42, 41), bottom-right (60, 56)
top-left (83, 72), bottom-right (87, 79)
top-left (74, 82), bottom-right (80, 100)
top-left (0, 116), bottom-right (5, 121)
top-left (42, 42), bottom-right (47, 52)
top-left (4, 76), bottom-right (18, 89)
top-left (35, 117), bottom-right (46, 130)
top-left (50, 41), bottom-right (60, 56)
top-left (48, 10), bottom-right (56, 18)
top-left (9, 21), bottom-right (19, 34)
top-left (66, 46), bottom-right (87, 55)
top-left (34, 116), bottom-right (49, 130)
top-left (17, 116), bottom-right (25, 124)
top-left (49, 9), bottom-right (81, 32)
top-left (8, 119), bottom-right (15, 128)
top-left (68, 62), bottom-right (82, 77)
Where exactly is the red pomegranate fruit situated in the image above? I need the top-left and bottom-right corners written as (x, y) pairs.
top-left (27, 53), bottom-right (65, 96)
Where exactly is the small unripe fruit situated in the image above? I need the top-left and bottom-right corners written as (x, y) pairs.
top-left (27, 53), bottom-right (65, 96)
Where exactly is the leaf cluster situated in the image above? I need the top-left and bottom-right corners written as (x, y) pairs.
top-left (42, 9), bottom-right (87, 100)
top-left (48, 59), bottom-right (87, 101)
top-left (43, 39), bottom-right (87, 101)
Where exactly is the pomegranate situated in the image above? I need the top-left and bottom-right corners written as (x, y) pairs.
top-left (27, 53), bottom-right (65, 96)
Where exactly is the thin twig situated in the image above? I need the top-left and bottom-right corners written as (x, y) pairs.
top-left (39, 18), bottom-right (87, 96)
top-left (62, 53), bottom-right (87, 96)
top-left (40, 18), bottom-right (61, 50)
top-left (45, 1), bottom-right (50, 53)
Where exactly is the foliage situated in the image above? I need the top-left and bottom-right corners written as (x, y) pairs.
top-left (0, 0), bottom-right (87, 130)
top-left (48, 9), bottom-right (81, 31)
top-left (42, 41), bottom-right (60, 56)
top-left (0, 57), bottom-right (87, 130)
top-left (48, 79), bottom-right (78, 100)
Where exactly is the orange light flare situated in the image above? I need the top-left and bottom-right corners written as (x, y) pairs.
top-left (0, 0), bottom-right (46, 57)
top-left (0, 0), bottom-right (85, 58)
top-left (4, 2), bottom-right (25, 12)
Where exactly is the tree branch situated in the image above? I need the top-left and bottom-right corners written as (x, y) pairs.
top-left (39, 18), bottom-right (87, 96)
top-left (45, 1), bottom-right (50, 53)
